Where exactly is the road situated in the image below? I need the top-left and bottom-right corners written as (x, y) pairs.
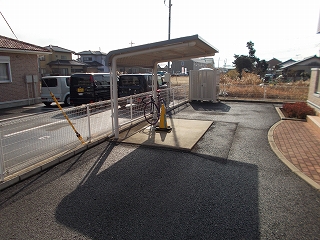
top-left (0, 103), bottom-right (70, 121)
top-left (0, 101), bottom-right (319, 239)
top-left (0, 102), bottom-right (145, 174)
top-left (0, 103), bottom-right (115, 173)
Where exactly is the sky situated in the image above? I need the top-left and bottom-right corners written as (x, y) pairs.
top-left (1, 0), bottom-right (320, 68)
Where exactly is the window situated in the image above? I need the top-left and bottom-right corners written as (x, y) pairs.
top-left (0, 56), bottom-right (12, 83)
top-left (42, 78), bottom-right (57, 87)
top-left (60, 68), bottom-right (68, 75)
top-left (40, 68), bottom-right (46, 75)
top-left (83, 57), bottom-right (92, 61)
top-left (39, 55), bottom-right (45, 61)
top-left (71, 68), bottom-right (83, 73)
top-left (66, 77), bottom-right (70, 86)
top-left (61, 55), bottom-right (67, 60)
top-left (52, 68), bottom-right (68, 75)
top-left (121, 76), bottom-right (140, 86)
top-left (93, 74), bottom-right (110, 86)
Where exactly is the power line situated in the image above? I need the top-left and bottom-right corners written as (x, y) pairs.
top-left (0, 11), bottom-right (18, 40)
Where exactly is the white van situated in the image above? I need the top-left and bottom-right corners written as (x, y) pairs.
top-left (41, 76), bottom-right (70, 106)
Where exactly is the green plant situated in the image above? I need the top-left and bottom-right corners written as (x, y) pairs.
top-left (282, 102), bottom-right (315, 119)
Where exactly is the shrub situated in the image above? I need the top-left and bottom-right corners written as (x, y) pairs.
top-left (226, 69), bottom-right (239, 80)
top-left (282, 102), bottom-right (315, 119)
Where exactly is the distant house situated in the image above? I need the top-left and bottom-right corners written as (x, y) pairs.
top-left (171, 58), bottom-right (215, 74)
top-left (277, 59), bottom-right (296, 69)
top-left (76, 50), bottom-right (109, 72)
top-left (0, 35), bottom-right (50, 109)
top-left (39, 45), bottom-right (86, 76)
top-left (280, 56), bottom-right (320, 80)
top-left (266, 58), bottom-right (282, 73)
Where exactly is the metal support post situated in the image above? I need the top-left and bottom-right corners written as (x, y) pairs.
top-left (172, 88), bottom-right (175, 107)
top-left (130, 96), bottom-right (133, 122)
top-left (112, 59), bottom-right (119, 139)
top-left (87, 104), bottom-right (92, 142)
top-left (0, 128), bottom-right (5, 182)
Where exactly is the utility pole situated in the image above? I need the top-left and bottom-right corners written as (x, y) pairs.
top-left (168, 0), bottom-right (171, 40)
top-left (129, 40), bottom-right (135, 47)
top-left (164, 0), bottom-right (172, 73)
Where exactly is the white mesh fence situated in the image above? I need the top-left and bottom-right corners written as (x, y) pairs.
top-left (0, 86), bottom-right (189, 180)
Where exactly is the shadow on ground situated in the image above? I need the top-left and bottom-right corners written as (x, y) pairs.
top-left (55, 142), bottom-right (260, 239)
top-left (189, 101), bottom-right (231, 112)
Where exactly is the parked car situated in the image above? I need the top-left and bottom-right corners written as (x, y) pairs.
top-left (157, 71), bottom-right (167, 76)
top-left (118, 74), bottom-right (167, 97)
top-left (69, 73), bottom-right (111, 105)
top-left (263, 74), bottom-right (274, 83)
top-left (41, 76), bottom-right (70, 106)
top-left (171, 71), bottom-right (181, 77)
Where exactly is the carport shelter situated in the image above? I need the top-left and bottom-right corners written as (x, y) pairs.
top-left (106, 34), bottom-right (219, 138)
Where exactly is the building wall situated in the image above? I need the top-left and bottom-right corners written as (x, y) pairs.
top-left (171, 60), bottom-right (194, 74)
top-left (308, 68), bottom-right (320, 115)
top-left (0, 53), bottom-right (40, 109)
top-left (49, 51), bottom-right (71, 61)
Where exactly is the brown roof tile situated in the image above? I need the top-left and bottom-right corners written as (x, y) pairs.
top-left (0, 35), bottom-right (50, 53)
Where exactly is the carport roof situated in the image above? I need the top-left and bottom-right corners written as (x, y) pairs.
top-left (106, 35), bottom-right (219, 68)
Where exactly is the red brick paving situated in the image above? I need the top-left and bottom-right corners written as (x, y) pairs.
top-left (273, 120), bottom-right (320, 185)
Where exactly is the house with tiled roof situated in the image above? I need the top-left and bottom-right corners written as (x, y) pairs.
top-left (39, 45), bottom-right (87, 76)
top-left (75, 50), bottom-right (109, 72)
top-left (277, 59), bottom-right (297, 68)
top-left (280, 55), bottom-right (320, 80)
top-left (0, 35), bottom-right (51, 109)
top-left (266, 58), bottom-right (282, 73)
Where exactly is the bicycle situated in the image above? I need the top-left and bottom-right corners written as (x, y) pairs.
top-left (142, 89), bottom-right (167, 125)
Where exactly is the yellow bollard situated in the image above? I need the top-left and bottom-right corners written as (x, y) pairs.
top-left (156, 104), bottom-right (172, 132)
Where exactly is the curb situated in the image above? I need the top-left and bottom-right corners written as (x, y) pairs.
top-left (268, 121), bottom-right (320, 191)
top-left (275, 107), bottom-right (306, 121)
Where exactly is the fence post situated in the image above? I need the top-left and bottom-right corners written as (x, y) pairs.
top-left (0, 127), bottom-right (4, 182)
top-left (87, 104), bottom-right (91, 142)
top-left (172, 87), bottom-right (175, 107)
top-left (263, 85), bottom-right (266, 99)
top-left (166, 88), bottom-right (170, 108)
top-left (130, 96), bottom-right (133, 122)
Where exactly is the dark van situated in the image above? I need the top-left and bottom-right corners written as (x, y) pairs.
top-left (70, 73), bottom-right (111, 105)
top-left (118, 74), bottom-right (167, 97)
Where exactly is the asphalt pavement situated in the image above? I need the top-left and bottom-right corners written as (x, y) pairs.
top-left (0, 101), bottom-right (319, 239)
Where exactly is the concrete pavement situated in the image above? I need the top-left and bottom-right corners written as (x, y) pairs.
top-left (117, 104), bottom-right (320, 191)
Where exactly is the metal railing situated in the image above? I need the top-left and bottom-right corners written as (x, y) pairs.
top-left (0, 83), bottom-right (308, 181)
top-left (0, 86), bottom-right (189, 181)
